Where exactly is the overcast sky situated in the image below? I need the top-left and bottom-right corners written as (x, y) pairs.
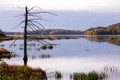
top-left (1, 0), bottom-right (120, 31)
top-left (1, 0), bottom-right (120, 11)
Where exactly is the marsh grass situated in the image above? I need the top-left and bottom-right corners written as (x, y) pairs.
top-left (0, 53), bottom-right (16, 59)
top-left (70, 71), bottom-right (107, 80)
top-left (0, 61), bottom-right (47, 80)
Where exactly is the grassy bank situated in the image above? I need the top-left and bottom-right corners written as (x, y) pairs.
top-left (0, 61), bottom-right (47, 80)
top-left (0, 36), bottom-right (13, 41)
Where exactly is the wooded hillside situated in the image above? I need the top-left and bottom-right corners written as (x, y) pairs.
top-left (27, 29), bottom-right (83, 35)
top-left (85, 23), bottom-right (120, 35)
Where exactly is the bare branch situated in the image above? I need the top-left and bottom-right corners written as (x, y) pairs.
top-left (18, 16), bottom-right (25, 20)
top-left (28, 24), bottom-right (42, 32)
top-left (28, 23), bottom-right (49, 36)
top-left (30, 11), bottom-right (58, 16)
top-left (28, 22), bottom-right (43, 30)
top-left (11, 21), bottom-right (24, 30)
top-left (28, 13), bottom-right (44, 19)
top-left (37, 40), bottom-right (45, 45)
top-left (41, 40), bottom-right (52, 45)
top-left (29, 22), bottom-right (49, 35)
top-left (29, 23), bottom-right (43, 30)
top-left (14, 14), bottom-right (25, 17)
top-left (28, 23), bottom-right (44, 35)
top-left (28, 18), bottom-right (47, 21)
top-left (9, 40), bottom-right (17, 48)
top-left (28, 20), bottom-right (45, 29)
top-left (28, 24), bottom-right (35, 31)
top-left (27, 26), bottom-right (37, 35)
top-left (27, 28), bottom-right (36, 35)
top-left (28, 6), bottom-right (42, 11)
top-left (42, 40), bottom-right (57, 46)
top-left (27, 30), bottom-right (35, 36)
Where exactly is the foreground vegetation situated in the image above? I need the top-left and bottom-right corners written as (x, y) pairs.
top-left (0, 61), bottom-right (47, 80)
top-left (70, 71), bottom-right (107, 80)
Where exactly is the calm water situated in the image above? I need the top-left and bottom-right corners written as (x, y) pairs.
top-left (1, 36), bottom-right (120, 80)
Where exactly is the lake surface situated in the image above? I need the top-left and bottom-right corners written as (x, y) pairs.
top-left (1, 36), bottom-right (120, 80)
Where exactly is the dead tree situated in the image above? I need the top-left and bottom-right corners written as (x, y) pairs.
top-left (23, 6), bottom-right (28, 66)
top-left (11, 6), bottom-right (57, 66)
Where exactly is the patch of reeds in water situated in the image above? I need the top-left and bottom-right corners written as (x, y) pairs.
top-left (70, 71), bottom-right (107, 80)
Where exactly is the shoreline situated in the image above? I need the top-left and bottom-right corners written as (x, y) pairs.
top-left (0, 35), bottom-right (120, 41)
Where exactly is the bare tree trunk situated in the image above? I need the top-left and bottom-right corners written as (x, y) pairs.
top-left (23, 6), bottom-right (28, 66)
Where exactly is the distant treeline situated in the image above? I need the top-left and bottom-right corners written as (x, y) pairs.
top-left (27, 29), bottom-right (83, 35)
top-left (4, 32), bottom-right (23, 35)
top-left (4, 29), bottom-right (83, 35)
top-left (1, 23), bottom-right (120, 36)
top-left (85, 23), bottom-right (120, 35)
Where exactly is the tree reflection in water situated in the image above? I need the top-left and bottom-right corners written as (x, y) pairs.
top-left (85, 36), bottom-right (120, 46)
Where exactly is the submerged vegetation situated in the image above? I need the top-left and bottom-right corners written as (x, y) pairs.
top-left (39, 54), bottom-right (51, 58)
top-left (40, 45), bottom-right (54, 50)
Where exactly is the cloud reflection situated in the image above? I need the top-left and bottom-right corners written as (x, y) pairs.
top-left (4, 57), bottom-right (120, 73)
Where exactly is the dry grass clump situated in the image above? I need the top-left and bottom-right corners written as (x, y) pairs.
top-left (0, 61), bottom-right (47, 80)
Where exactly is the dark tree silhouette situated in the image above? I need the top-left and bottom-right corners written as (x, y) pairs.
top-left (23, 6), bottom-right (28, 66)
top-left (11, 6), bottom-right (57, 66)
